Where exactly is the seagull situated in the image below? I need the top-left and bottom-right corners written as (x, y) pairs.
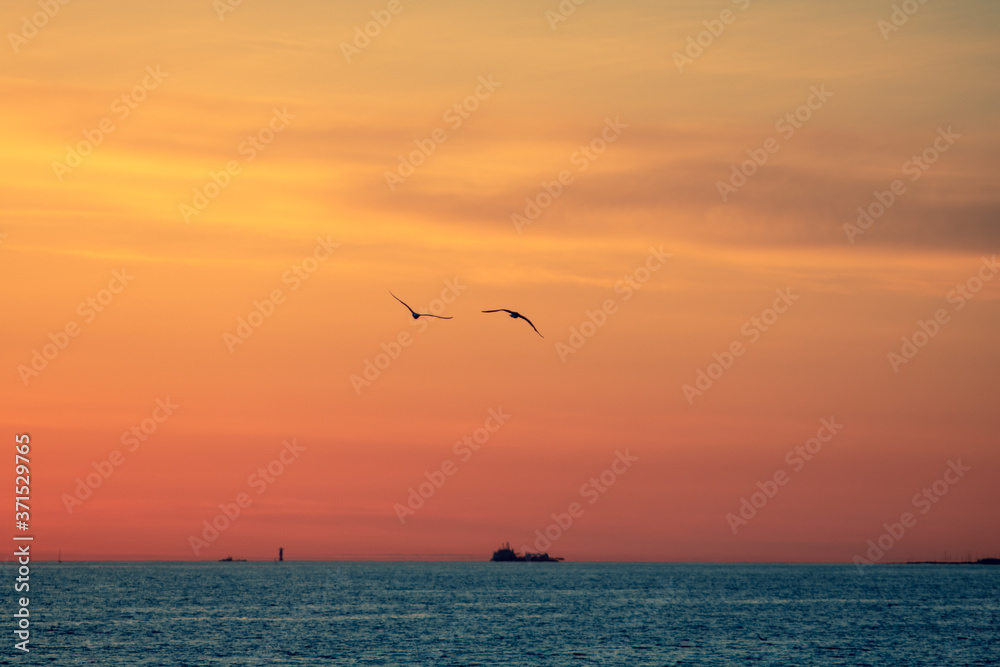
top-left (482, 309), bottom-right (543, 337)
top-left (390, 292), bottom-right (452, 320)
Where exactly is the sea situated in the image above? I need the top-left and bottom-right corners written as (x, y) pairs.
top-left (8, 562), bottom-right (999, 666)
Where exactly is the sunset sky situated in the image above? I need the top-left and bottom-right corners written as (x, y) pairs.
top-left (2, 0), bottom-right (997, 562)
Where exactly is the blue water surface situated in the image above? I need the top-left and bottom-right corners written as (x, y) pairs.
top-left (7, 562), bottom-right (999, 665)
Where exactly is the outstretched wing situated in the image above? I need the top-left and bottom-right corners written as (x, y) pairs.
top-left (420, 314), bottom-right (453, 319)
top-left (518, 314), bottom-right (543, 338)
top-left (481, 309), bottom-right (513, 314)
top-left (390, 291), bottom-right (417, 316)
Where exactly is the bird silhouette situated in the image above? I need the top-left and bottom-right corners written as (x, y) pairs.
top-left (482, 309), bottom-right (543, 337)
top-left (391, 292), bottom-right (452, 320)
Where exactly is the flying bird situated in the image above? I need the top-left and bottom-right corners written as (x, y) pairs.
top-left (390, 292), bottom-right (452, 320)
top-left (482, 309), bottom-right (543, 337)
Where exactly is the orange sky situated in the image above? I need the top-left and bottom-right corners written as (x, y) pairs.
top-left (1, 0), bottom-right (998, 561)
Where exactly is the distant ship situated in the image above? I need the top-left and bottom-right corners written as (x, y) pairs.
top-left (490, 542), bottom-right (563, 562)
top-left (218, 556), bottom-right (247, 562)
top-left (904, 557), bottom-right (1000, 566)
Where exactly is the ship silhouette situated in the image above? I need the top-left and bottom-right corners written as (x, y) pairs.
top-left (490, 541), bottom-right (563, 562)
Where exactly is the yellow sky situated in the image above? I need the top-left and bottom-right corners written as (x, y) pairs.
top-left (1, 0), bottom-right (998, 561)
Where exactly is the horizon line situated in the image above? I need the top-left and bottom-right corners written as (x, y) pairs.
top-left (19, 557), bottom-right (1000, 565)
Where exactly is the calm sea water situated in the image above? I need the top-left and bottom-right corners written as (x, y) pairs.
top-left (7, 562), bottom-right (999, 666)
